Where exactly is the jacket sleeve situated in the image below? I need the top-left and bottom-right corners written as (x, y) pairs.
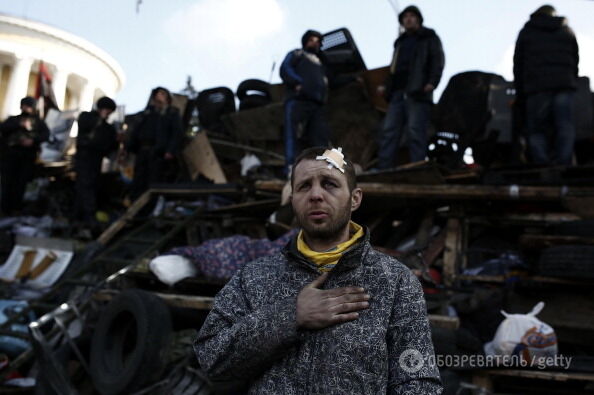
top-left (166, 109), bottom-right (183, 154)
top-left (34, 119), bottom-right (50, 146)
top-left (125, 113), bottom-right (146, 153)
top-left (109, 126), bottom-right (119, 153)
top-left (513, 32), bottom-right (524, 96)
top-left (194, 265), bottom-right (302, 383)
top-left (383, 43), bottom-right (400, 100)
top-left (427, 35), bottom-right (445, 89)
top-left (571, 31), bottom-right (579, 79)
top-left (387, 270), bottom-right (442, 394)
top-left (0, 117), bottom-right (20, 142)
top-left (76, 112), bottom-right (94, 147)
top-left (280, 50), bottom-right (304, 87)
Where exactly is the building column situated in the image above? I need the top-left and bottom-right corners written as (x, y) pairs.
top-left (79, 79), bottom-right (96, 111)
top-left (51, 68), bottom-right (69, 111)
top-left (2, 56), bottom-right (33, 118)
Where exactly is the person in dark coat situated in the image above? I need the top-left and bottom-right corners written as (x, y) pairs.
top-left (126, 87), bottom-right (183, 200)
top-left (195, 147), bottom-right (442, 393)
top-left (513, 5), bottom-right (579, 165)
top-left (0, 97), bottom-right (49, 215)
top-left (74, 96), bottom-right (118, 226)
top-left (376, 5), bottom-right (445, 169)
top-left (280, 30), bottom-right (331, 171)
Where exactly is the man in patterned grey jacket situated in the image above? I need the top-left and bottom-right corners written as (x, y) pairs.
top-left (195, 147), bottom-right (442, 394)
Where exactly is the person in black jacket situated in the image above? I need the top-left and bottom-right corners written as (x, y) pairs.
top-left (513, 5), bottom-right (579, 166)
top-left (0, 97), bottom-right (49, 215)
top-left (376, 5), bottom-right (445, 169)
top-left (280, 30), bottom-right (330, 171)
top-left (126, 87), bottom-right (183, 200)
top-left (74, 96), bottom-right (118, 227)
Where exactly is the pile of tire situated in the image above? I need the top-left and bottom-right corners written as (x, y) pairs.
top-left (236, 79), bottom-right (271, 111)
top-left (196, 87), bottom-right (236, 132)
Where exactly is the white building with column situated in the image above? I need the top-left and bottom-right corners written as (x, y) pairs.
top-left (0, 13), bottom-right (125, 120)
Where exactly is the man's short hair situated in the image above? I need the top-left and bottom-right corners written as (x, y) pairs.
top-left (532, 5), bottom-right (556, 17)
top-left (301, 30), bottom-right (323, 49)
top-left (150, 86), bottom-right (172, 105)
top-left (20, 96), bottom-right (36, 108)
top-left (398, 5), bottom-right (424, 25)
top-left (96, 96), bottom-right (116, 111)
top-left (291, 147), bottom-right (357, 192)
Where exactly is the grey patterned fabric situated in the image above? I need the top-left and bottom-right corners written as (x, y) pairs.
top-left (194, 229), bottom-right (442, 394)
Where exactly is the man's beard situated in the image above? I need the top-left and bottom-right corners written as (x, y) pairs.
top-left (296, 199), bottom-right (352, 241)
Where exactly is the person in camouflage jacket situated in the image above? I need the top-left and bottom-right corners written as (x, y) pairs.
top-left (195, 147), bottom-right (442, 394)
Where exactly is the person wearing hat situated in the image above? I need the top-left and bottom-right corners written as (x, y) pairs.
top-left (125, 87), bottom-right (183, 200)
top-left (73, 96), bottom-right (119, 230)
top-left (513, 5), bottom-right (579, 165)
top-left (195, 146), bottom-right (442, 393)
top-left (376, 5), bottom-right (445, 169)
top-left (0, 96), bottom-right (49, 215)
top-left (280, 30), bottom-right (331, 171)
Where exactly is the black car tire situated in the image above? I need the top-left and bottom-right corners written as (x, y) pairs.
top-left (236, 79), bottom-right (271, 101)
top-left (90, 289), bottom-right (172, 395)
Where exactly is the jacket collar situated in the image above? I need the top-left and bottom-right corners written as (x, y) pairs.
top-left (283, 227), bottom-right (372, 274)
top-left (395, 26), bottom-right (435, 45)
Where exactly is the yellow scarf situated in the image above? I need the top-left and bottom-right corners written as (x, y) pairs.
top-left (297, 221), bottom-right (364, 272)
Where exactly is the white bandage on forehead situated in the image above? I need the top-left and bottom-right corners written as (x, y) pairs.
top-left (315, 147), bottom-right (347, 173)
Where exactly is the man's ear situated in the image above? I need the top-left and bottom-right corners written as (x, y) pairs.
top-left (351, 188), bottom-right (363, 211)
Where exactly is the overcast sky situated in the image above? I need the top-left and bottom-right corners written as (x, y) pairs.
top-left (2, 0), bottom-right (593, 113)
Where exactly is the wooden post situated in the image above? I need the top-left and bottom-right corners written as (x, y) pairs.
top-left (443, 218), bottom-right (462, 286)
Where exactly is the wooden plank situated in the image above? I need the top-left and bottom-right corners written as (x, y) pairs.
top-left (467, 213), bottom-right (582, 225)
top-left (443, 218), bottom-right (461, 286)
top-left (357, 183), bottom-right (594, 201)
top-left (357, 162), bottom-right (445, 185)
top-left (97, 190), bottom-right (151, 245)
top-left (254, 181), bottom-right (594, 201)
top-left (149, 187), bottom-right (239, 195)
top-left (209, 198), bottom-right (280, 213)
top-left (153, 292), bottom-right (214, 310)
top-left (428, 314), bottom-right (459, 330)
top-left (209, 138), bottom-right (285, 160)
top-left (457, 274), bottom-right (593, 286)
top-left (520, 234), bottom-right (594, 249)
top-left (565, 196), bottom-right (594, 219)
top-left (94, 289), bottom-right (214, 310)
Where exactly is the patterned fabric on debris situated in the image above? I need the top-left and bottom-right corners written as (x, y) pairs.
top-left (167, 229), bottom-right (298, 280)
top-left (194, 230), bottom-right (443, 394)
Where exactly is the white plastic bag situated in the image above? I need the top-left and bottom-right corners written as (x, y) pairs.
top-left (484, 301), bottom-right (557, 364)
top-left (149, 255), bottom-right (198, 286)
top-left (240, 154), bottom-right (261, 176)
